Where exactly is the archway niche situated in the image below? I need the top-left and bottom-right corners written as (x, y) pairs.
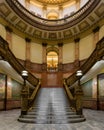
top-left (46, 47), bottom-right (59, 72)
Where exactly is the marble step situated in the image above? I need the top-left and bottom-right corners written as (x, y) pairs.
top-left (27, 111), bottom-right (76, 115)
top-left (18, 117), bottom-right (86, 124)
top-left (18, 88), bottom-right (85, 124)
top-left (22, 114), bottom-right (82, 119)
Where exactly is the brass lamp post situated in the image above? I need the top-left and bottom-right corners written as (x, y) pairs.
top-left (21, 70), bottom-right (28, 116)
top-left (21, 70), bottom-right (28, 87)
top-left (75, 70), bottom-right (83, 115)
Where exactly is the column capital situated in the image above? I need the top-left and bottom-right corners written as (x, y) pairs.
top-left (58, 42), bottom-right (63, 47)
top-left (42, 4), bottom-right (47, 10)
top-left (42, 42), bottom-right (47, 47)
top-left (5, 26), bottom-right (13, 32)
top-left (93, 26), bottom-right (100, 33)
top-left (59, 5), bottom-right (63, 10)
top-left (25, 37), bottom-right (31, 43)
top-left (74, 38), bottom-right (80, 43)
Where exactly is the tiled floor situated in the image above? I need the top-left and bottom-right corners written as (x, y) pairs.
top-left (0, 109), bottom-right (104, 130)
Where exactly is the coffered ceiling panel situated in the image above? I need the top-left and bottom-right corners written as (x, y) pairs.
top-left (64, 30), bottom-right (73, 38)
top-left (78, 21), bottom-right (90, 31)
top-left (33, 30), bottom-right (42, 38)
top-left (0, 3), bottom-right (11, 16)
top-left (16, 20), bottom-right (27, 31)
top-left (94, 3), bottom-right (104, 17)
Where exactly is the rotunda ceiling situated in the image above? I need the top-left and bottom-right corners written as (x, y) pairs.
top-left (0, 0), bottom-right (104, 44)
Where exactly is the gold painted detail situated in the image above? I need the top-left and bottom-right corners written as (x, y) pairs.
top-left (36, 0), bottom-right (70, 5)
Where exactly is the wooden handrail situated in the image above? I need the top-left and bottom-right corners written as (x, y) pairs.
top-left (0, 36), bottom-right (39, 87)
top-left (65, 37), bottom-right (104, 87)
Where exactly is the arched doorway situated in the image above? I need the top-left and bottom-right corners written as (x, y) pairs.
top-left (47, 51), bottom-right (58, 72)
top-left (42, 47), bottom-right (63, 88)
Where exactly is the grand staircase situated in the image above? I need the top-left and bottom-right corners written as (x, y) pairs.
top-left (18, 88), bottom-right (85, 123)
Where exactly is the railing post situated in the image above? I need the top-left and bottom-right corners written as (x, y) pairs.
top-left (21, 70), bottom-right (28, 116)
top-left (75, 70), bottom-right (83, 115)
top-left (74, 79), bottom-right (83, 115)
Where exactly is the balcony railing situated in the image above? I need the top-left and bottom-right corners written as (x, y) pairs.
top-left (6, 0), bottom-right (100, 31)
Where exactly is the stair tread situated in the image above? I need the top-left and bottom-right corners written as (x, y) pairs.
top-left (18, 117), bottom-right (86, 123)
top-left (18, 88), bottom-right (85, 124)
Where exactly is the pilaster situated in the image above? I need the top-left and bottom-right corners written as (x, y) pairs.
top-left (74, 38), bottom-right (80, 68)
top-left (58, 42), bottom-right (63, 71)
top-left (5, 26), bottom-right (13, 50)
top-left (25, 37), bottom-right (31, 70)
top-left (93, 26), bottom-right (100, 49)
top-left (25, 0), bottom-right (30, 10)
top-left (42, 42), bottom-right (47, 71)
top-left (76, 0), bottom-right (81, 11)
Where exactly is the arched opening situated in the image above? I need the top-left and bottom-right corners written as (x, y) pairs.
top-left (46, 10), bottom-right (59, 20)
top-left (47, 51), bottom-right (58, 72)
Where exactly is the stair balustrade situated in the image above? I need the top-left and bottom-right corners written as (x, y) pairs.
top-left (0, 36), bottom-right (40, 115)
top-left (64, 37), bottom-right (104, 115)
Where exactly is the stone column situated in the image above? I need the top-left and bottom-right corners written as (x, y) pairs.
top-left (58, 42), bottom-right (63, 71)
top-left (93, 26), bottom-right (100, 49)
top-left (76, 0), bottom-right (81, 11)
top-left (42, 5), bottom-right (47, 18)
top-left (59, 5), bottom-right (63, 19)
top-left (25, 0), bottom-right (30, 10)
top-left (42, 42), bottom-right (47, 71)
top-left (21, 78), bottom-right (28, 116)
top-left (74, 79), bottom-right (83, 115)
top-left (25, 38), bottom-right (31, 70)
top-left (5, 26), bottom-right (13, 50)
top-left (74, 38), bottom-right (80, 68)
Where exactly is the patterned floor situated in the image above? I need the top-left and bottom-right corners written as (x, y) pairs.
top-left (0, 109), bottom-right (104, 130)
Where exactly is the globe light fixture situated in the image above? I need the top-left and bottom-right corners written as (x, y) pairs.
top-left (21, 70), bottom-right (28, 86)
top-left (76, 70), bottom-right (83, 77)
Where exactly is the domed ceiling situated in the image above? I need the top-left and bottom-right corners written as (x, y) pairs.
top-left (0, 0), bottom-right (104, 44)
top-left (35, 0), bottom-right (70, 5)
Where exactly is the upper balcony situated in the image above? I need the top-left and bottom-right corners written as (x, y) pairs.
top-left (0, 0), bottom-right (104, 42)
